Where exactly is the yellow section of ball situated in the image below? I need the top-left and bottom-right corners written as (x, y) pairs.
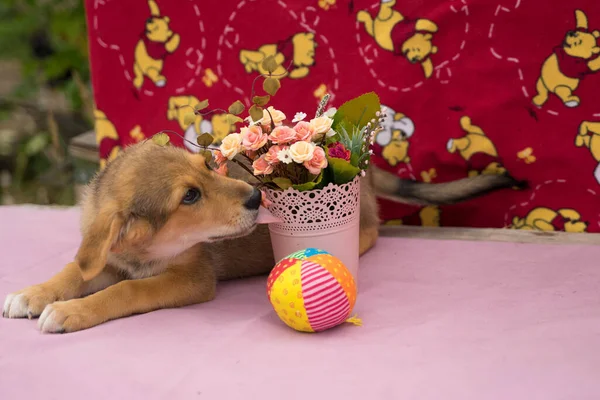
top-left (268, 264), bottom-right (313, 333)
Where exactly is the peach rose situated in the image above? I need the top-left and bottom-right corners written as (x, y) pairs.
top-left (252, 154), bottom-right (274, 175)
top-left (213, 150), bottom-right (227, 165)
top-left (219, 133), bottom-right (243, 160)
top-left (304, 146), bottom-right (327, 175)
top-left (241, 125), bottom-right (268, 151)
top-left (309, 116), bottom-right (334, 137)
top-left (289, 141), bottom-right (315, 163)
top-left (265, 145), bottom-right (284, 164)
top-left (260, 191), bottom-right (272, 208)
top-left (269, 126), bottom-right (296, 144)
top-left (260, 106), bottom-right (286, 127)
top-left (293, 121), bottom-right (316, 142)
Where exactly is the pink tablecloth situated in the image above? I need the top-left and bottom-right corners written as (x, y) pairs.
top-left (1, 206), bottom-right (599, 400)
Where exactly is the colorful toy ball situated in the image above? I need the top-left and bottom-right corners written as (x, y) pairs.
top-left (266, 248), bottom-right (361, 333)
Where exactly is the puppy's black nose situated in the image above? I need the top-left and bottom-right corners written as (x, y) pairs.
top-left (244, 188), bottom-right (262, 210)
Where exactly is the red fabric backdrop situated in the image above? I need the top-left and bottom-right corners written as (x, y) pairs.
top-left (85, 0), bottom-right (600, 233)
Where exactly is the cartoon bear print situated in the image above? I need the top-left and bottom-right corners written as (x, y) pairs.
top-left (94, 109), bottom-right (120, 170)
top-left (510, 207), bottom-right (588, 233)
top-left (384, 206), bottom-right (441, 227)
top-left (447, 116), bottom-right (506, 177)
top-left (133, 0), bottom-right (181, 89)
top-left (239, 32), bottom-right (317, 79)
top-left (356, 0), bottom-right (439, 78)
top-left (374, 105), bottom-right (415, 167)
top-left (575, 121), bottom-right (600, 184)
top-left (533, 9), bottom-right (600, 108)
top-left (166, 96), bottom-right (236, 151)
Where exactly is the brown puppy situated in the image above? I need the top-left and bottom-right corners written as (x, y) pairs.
top-left (2, 140), bottom-right (523, 333)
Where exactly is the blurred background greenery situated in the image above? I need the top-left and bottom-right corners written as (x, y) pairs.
top-left (0, 0), bottom-right (93, 206)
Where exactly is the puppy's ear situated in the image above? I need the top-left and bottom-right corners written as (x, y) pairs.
top-left (75, 213), bottom-right (123, 281)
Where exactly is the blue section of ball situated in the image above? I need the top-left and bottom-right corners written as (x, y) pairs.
top-left (283, 248), bottom-right (330, 262)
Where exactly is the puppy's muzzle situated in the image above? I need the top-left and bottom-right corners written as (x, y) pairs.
top-left (244, 188), bottom-right (262, 210)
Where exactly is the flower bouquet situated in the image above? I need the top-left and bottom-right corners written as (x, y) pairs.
top-left (160, 56), bottom-right (383, 280)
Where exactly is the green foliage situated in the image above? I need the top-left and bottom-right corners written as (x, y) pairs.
top-left (325, 156), bottom-right (361, 185)
top-left (331, 92), bottom-right (380, 136)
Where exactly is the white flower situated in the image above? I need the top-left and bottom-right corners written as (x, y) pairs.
top-left (309, 115), bottom-right (334, 135)
top-left (325, 128), bottom-right (336, 138)
top-left (292, 112), bottom-right (307, 123)
top-left (289, 141), bottom-right (316, 163)
top-left (324, 107), bottom-right (337, 118)
top-left (219, 133), bottom-right (243, 160)
top-left (277, 148), bottom-right (293, 164)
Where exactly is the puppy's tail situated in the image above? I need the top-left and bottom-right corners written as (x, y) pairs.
top-left (372, 166), bottom-right (527, 206)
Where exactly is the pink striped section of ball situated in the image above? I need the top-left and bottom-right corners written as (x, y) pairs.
top-left (267, 248), bottom-right (357, 333)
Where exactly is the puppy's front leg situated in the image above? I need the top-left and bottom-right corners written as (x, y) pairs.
top-left (37, 266), bottom-right (216, 334)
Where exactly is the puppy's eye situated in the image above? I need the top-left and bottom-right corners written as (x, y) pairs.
top-left (182, 188), bottom-right (201, 205)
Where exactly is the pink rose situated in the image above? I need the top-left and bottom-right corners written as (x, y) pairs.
top-left (241, 125), bottom-right (268, 151)
top-left (265, 145), bottom-right (284, 164)
top-left (260, 191), bottom-right (272, 208)
top-left (213, 150), bottom-right (227, 165)
top-left (293, 121), bottom-right (316, 142)
top-left (327, 142), bottom-right (351, 161)
top-left (269, 126), bottom-right (296, 144)
top-left (304, 146), bottom-right (328, 175)
top-left (252, 154), bottom-right (274, 175)
top-left (215, 163), bottom-right (228, 176)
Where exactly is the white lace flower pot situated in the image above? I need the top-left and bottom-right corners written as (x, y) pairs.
top-left (264, 177), bottom-right (361, 283)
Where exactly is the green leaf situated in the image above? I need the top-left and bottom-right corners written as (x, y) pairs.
top-left (253, 95), bottom-right (270, 107)
top-left (332, 92), bottom-right (381, 136)
top-left (199, 149), bottom-right (213, 160)
top-left (196, 133), bottom-right (214, 147)
top-left (263, 77), bottom-right (280, 96)
top-left (272, 177), bottom-right (293, 190)
top-left (24, 134), bottom-right (49, 156)
top-left (194, 99), bottom-right (209, 111)
top-left (183, 113), bottom-right (196, 126)
top-left (226, 114), bottom-right (244, 124)
top-left (249, 105), bottom-right (263, 122)
top-left (152, 133), bottom-right (170, 146)
top-left (261, 55), bottom-right (278, 74)
top-left (326, 156), bottom-right (360, 185)
top-left (292, 173), bottom-right (324, 192)
top-left (228, 100), bottom-right (245, 115)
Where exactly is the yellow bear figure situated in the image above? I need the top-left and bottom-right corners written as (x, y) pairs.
top-left (510, 207), bottom-right (588, 233)
top-left (384, 206), bottom-right (441, 227)
top-left (94, 109), bottom-right (120, 170)
top-left (575, 121), bottom-right (600, 184)
top-left (167, 96), bottom-right (236, 152)
top-left (133, 0), bottom-right (181, 89)
top-left (533, 9), bottom-right (600, 108)
top-left (356, 0), bottom-right (438, 78)
top-left (447, 116), bottom-right (506, 177)
top-left (239, 32), bottom-right (316, 79)
top-left (375, 105), bottom-right (415, 167)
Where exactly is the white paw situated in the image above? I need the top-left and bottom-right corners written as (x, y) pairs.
top-left (565, 100), bottom-right (579, 108)
top-left (155, 79), bottom-right (166, 87)
top-left (3, 293), bottom-right (29, 318)
top-left (38, 303), bottom-right (66, 334)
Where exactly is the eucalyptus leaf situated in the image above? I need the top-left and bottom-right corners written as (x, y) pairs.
top-left (263, 77), bottom-right (280, 96)
top-left (183, 113), bottom-right (196, 126)
top-left (152, 133), bottom-right (170, 146)
top-left (272, 177), bottom-right (293, 190)
top-left (228, 100), bottom-right (245, 116)
top-left (199, 149), bottom-right (213, 160)
top-left (226, 114), bottom-right (244, 124)
top-left (249, 105), bottom-right (263, 122)
top-left (252, 95), bottom-right (270, 107)
top-left (194, 99), bottom-right (209, 111)
top-left (196, 133), bottom-right (214, 147)
top-left (261, 55), bottom-right (278, 74)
